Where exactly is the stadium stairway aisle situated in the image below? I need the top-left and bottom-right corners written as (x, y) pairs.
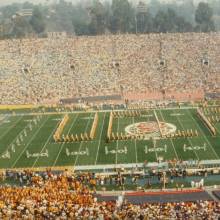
top-left (212, 191), bottom-right (220, 202)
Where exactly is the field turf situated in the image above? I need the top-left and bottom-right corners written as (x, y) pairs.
top-left (0, 108), bottom-right (220, 169)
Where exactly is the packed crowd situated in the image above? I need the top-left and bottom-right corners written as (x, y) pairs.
top-left (0, 32), bottom-right (219, 104)
top-left (0, 169), bottom-right (219, 219)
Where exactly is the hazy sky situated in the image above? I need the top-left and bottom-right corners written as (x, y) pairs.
top-left (0, 0), bottom-right (209, 7)
top-left (0, 0), bottom-right (96, 6)
top-left (0, 0), bottom-right (52, 6)
top-left (0, 0), bottom-right (34, 6)
top-left (0, 0), bottom-right (97, 7)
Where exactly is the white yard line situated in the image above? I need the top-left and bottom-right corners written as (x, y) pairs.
top-left (143, 110), bottom-right (158, 161)
top-left (132, 116), bottom-right (138, 163)
top-left (1, 116), bottom-right (38, 155)
top-left (52, 114), bottom-right (79, 167)
top-left (158, 110), bottom-right (179, 160)
top-left (151, 111), bottom-right (159, 161)
top-left (0, 114), bottom-right (9, 125)
top-left (215, 126), bottom-right (220, 135)
top-left (153, 138), bottom-right (159, 161)
top-left (175, 112), bottom-right (200, 161)
top-left (0, 116), bottom-right (22, 140)
top-left (153, 110), bottom-right (163, 137)
top-left (95, 113), bottom-right (106, 165)
top-left (31, 118), bottom-right (61, 167)
top-left (74, 113), bottom-right (93, 166)
top-left (11, 116), bottom-right (49, 168)
top-left (186, 109), bottom-right (219, 159)
top-left (115, 117), bottom-right (120, 164)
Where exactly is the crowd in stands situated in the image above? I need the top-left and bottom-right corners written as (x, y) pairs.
top-left (0, 169), bottom-right (219, 219)
top-left (0, 32), bottom-right (219, 104)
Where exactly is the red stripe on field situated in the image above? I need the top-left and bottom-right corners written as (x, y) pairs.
top-left (99, 189), bottom-right (204, 197)
top-left (125, 189), bottom-right (203, 196)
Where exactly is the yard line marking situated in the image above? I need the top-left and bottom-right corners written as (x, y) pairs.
top-left (74, 113), bottom-right (93, 166)
top-left (132, 116), bottom-right (138, 164)
top-left (115, 116), bottom-right (120, 164)
top-left (186, 109), bottom-right (219, 159)
top-left (151, 110), bottom-right (158, 161)
top-left (143, 110), bottom-right (158, 161)
top-left (52, 114), bottom-right (79, 167)
top-left (154, 110), bottom-right (163, 137)
top-left (215, 125), bottom-right (220, 135)
top-left (11, 116), bottom-right (50, 168)
top-left (0, 116), bottom-right (22, 140)
top-left (158, 110), bottom-right (179, 161)
top-left (153, 138), bottom-right (159, 161)
top-left (0, 115), bottom-right (36, 155)
top-left (95, 113), bottom-right (106, 165)
top-left (0, 114), bottom-right (9, 125)
top-left (31, 118), bottom-right (61, 167)
top-left (175, 111), bottom-right (200, 161)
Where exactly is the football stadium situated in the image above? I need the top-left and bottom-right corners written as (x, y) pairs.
top-left (0, 0), bottom-right (220, 219)
top-left (1, 107), bottom-right (220, 170)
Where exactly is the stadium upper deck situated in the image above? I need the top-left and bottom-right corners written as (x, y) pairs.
top-left (0, 32), bottom-right (219, 104)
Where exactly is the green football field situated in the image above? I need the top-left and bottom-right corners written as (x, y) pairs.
top-left (0, 108), bottom-right (220, 170)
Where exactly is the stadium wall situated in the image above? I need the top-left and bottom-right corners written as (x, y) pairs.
top-left (0, 105), bottom-right (37, 110)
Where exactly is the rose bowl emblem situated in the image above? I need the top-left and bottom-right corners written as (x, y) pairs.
top-left (136, 122), bottom-right (158, 133)
top-left (125, 121), bottom-right (176, 140)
